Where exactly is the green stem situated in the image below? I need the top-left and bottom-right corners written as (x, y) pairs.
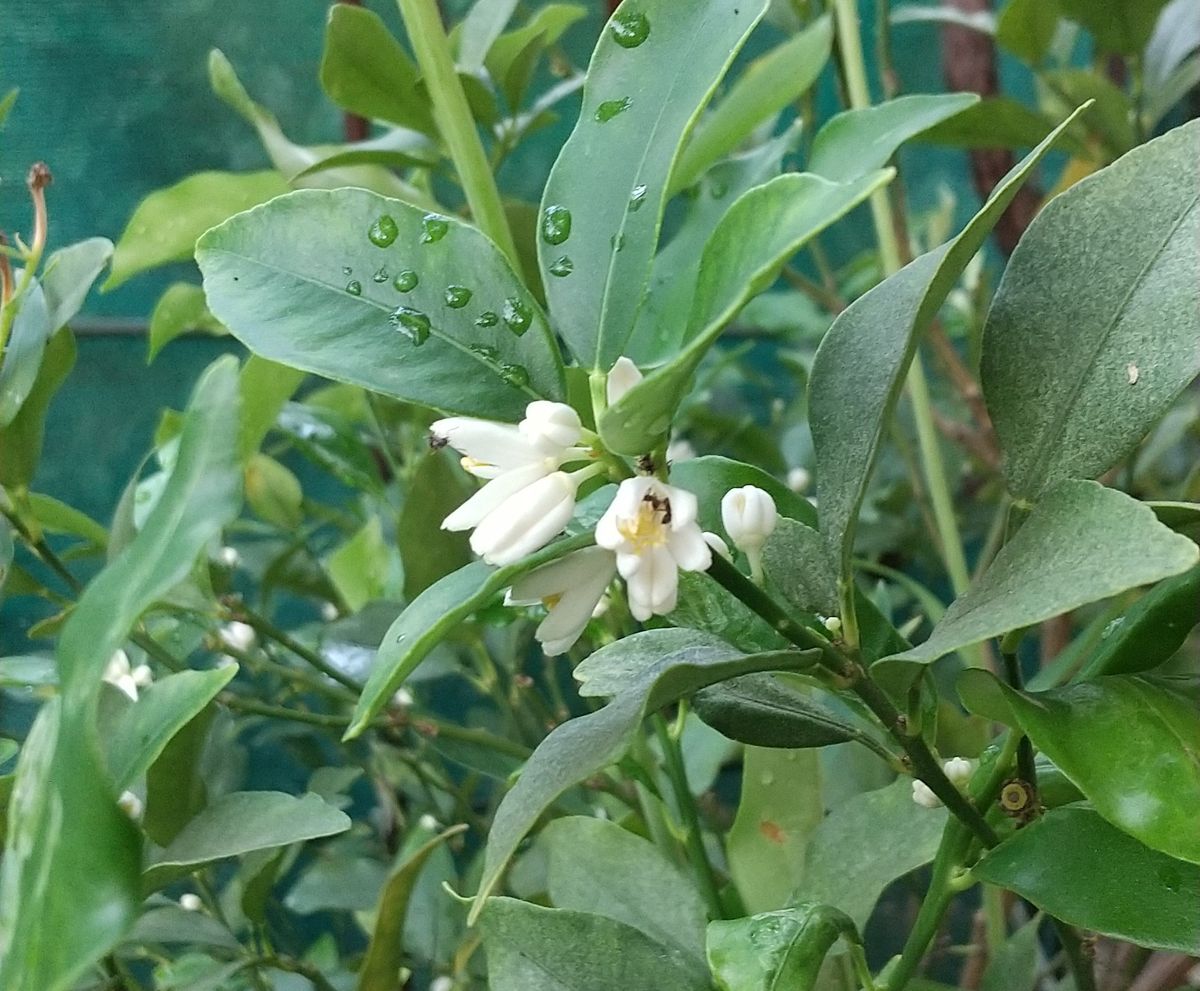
top-left (396, 0), bottom-right (519, 265)
top-left (653, 714), bottom-right (726, 920)
top-left (219, 695), bottom-right (358, 729)
top-left (232, 604), bottom-right (362, 693)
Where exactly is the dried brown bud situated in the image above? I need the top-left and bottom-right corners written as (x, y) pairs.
top-left (26, 162), bottom-right (52, 191)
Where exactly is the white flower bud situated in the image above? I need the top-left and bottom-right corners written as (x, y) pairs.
top-left (118, 790), bottom-right (144, 820)
top-left (702, 531), bottom-right (732, 561)
top-left (943, 757), bottom-right (974, 788)
top-left (430, 978), bottom-right (454, 991)
top-left (217, 545), bottom-right (241, 568)
top-left (911, 779), bottom-right (942, 809)
top-left (418, 813), bottom-right (440, 832)
top-left (104, 649), bottom-right (143, 700)
top-left (519, 401), bottom-right (583, 454)
top-left (392, 688), bottom-right (414, 708)
top-left (469, 471), bottom-right (578, 566)
top-left (822, 616), bottom-right (843, 636)
top-left (220, 621), bottom-right (256, 653)
top-left (320, 601), bottom-right (339, 622)
top-left (179, 893), bottom-right (203, 912)
top-left (721, 485), bottom-right (778, 552)
top-left (606, 356), bottom-right (643, 405)
top-left (787, 466), bottom-right (811, 493)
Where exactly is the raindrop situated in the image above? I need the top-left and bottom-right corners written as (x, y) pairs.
top-left (760, 771), bottom-right (775, 786)
top-left (342, 266), bottom-right (353, 276)
top-left (503, 297), bottom-right (532, 336)
top-left (421, 214), bottom-right (450, 243)
top-left (595, 97), bottom-right (632, 122)
top-left (549, 255), bottom-right (574, 278)
top-left (445, 285), bottom-right (473, 308)
top-left (390, 305), bottom-right (430, 345)
top-left (368, 214), bottom-right (399, 247)
top-left (610, 9), bottom-right (650, 48)
top-left (541, 204), bottom-right (572, 245)
top-left (469, 343), bottom-right (499, 360)
top-left (610, 233), bottom-right (626, 252)
top-left (372, 267), bottom-right (389, 284)
top-left (393, 269), bottom-right (419, 292)
top-left (629, 183), bottom-right (647, 212)
top-left (345, 280), bottom-right (362, 296)
top-left (499, 362), bottom-right (530, 388)
top-left (475, 311), bottom-right (499, 328)
top-left (710, 179), bottom-right (729, 199)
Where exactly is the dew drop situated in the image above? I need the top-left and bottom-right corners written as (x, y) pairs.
top-left (372, 267), bottom-right (389, 284)
top-left (475, 311), bottom-right (499, 328)
top-left (499, 362), bottom-right (530, 388)
top-left (502, 297), bottom-right (532, 336)
top-left (345, 280), bottom-right (362, 296)
top-left (549, 255), bottom-right (574, 278)
top-left (444, 285), bottom-right (473, 308)
top-left (390, 305), bottom-right (430, 345)
top-left (629, 183), bottom-right (648, 212)
top-left (393, 269), bottom-right (419, 292)
top-left (610, 233), bottom-right (626, 252)
top-left (421, 214), bottom-right (450, 244)
top-left (541, 204), bottom-right (572, 245)
top-left (469, 343), bottom-right (499, 361)
top-left (710, 179), bottom-right (729, 199)
top-left (368, 214), bottom-right (399, 247)
top-left (595, 97), bottom-right (632, 122)
top-left (342, 266), bottom-right (353, 276)
top-left (610, 9), bottom-right (650, 48)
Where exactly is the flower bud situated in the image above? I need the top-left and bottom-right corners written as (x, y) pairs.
top-left (787, 466), bottom-right (811, 493)
top-left (220, 621), bottom-right (256, 653)
top-left (911, 779), bottom-right (941, 809)
top-left (822, 616), bottom-right (843, 636)
top-left (721, 485), bottom-right (778, 551)
top-left (943, 757), bottom-right (974, 788)
top-left (703, 531), bottom-right (732, 561)
top-left (179, 893), bottom-right (203, 912)
top-left (469, 471), bottom-right (578, 566)
top-left (519, 400), bottom-right (582, 453)
top-left (118, 790), bottom-right (144, 820)
top-left (606, 356), bottom-right (643, 405)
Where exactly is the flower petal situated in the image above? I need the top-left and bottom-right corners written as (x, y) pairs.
top-left (442, 461), bottom-right (550, 531)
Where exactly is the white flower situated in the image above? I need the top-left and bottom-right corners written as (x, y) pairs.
top-left (606, 356), bottom-right (643, 405)
top-left (465, 470), bottom-right (583, 566)
top-left (595, 477), bottom-right (712, 621)
top-left (702, 531), bottom-right (732, 561)
top-left (179, 893), bottom-right (203, 912)
top-left (787, 466), bottom-right (811, 493)
top-left (104, 649), bottom-right (152, 701)
top-left (943, 757), bottom-right (974, 788)
top-left (392, 687), bottom-right (414, 708)
top-left (117, 790), bottom-right (144, 820)
top-left (430, 978), bottom-right (454, 991)
top-left (666, 438), bottom-right (696, 463)
top-left (217, 545), bottom-right (241, 568)
top-left (220, 621), bottom-right (256, 653)
top-left (320, 601), bottom-right (340, 622)
top-left (721, 485), bottom-right (778, 552)
top-left (911, 779), bottom-right (941, 809)
top-left (519, 400), bottom-right (582, 453)
top-left (507, 546), bottom-right (617, 655)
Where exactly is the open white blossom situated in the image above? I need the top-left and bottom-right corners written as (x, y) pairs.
top-left (606, 356), bottom-right (643, 405)
top-left (103, 649), bottom-right (152, 701)
top-left (507, 546), bottom-right (617, 655)
top-left (702, 531), bottom-right (732, 561)
top-left (595, 477), bottom-right (712, 621)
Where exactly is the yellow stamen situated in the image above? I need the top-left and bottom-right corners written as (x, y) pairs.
top-left (617, 499), bottom-right (669, 553)
top-left (542, 593), bottom-right (563, 610)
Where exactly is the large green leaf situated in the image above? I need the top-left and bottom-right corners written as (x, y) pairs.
top-left (105, 171), bottom-right (287, 290)
top-left (480, 898), bottom-right (709, 991)
top-left (876, 481), bottom-right (1198, 692)
top-left (761, 518), bottom-right (838, 617)
top-left (543, 816), bottom-right (708, 968)
top-left (144, 791), bottom-right (350, 889)
top-left (601, 169), bottom-right (891, 455)
top-left (538, 0), bottom-right (768, 368)
top-left (916, 99), bottom-right (1080, 153)
top-left (973, 807), bottom-right (1200, 953)
top-left (197, 187), bottom-right (566, 420)
top-left (40, 237), bottom-right (113, 333)
top-left (807, 94), bottom-right (978, 182)
top-left (809, 104), bottom-right (1089, 576)
top-left (994, 0), bottom-right (1060, 62)
top-left (958, 671), bottom-right (1200, 864)
top-left (670, 16), bottom-right (832, 195)
top-left (397, 450), bottom-right (472, 598)
top-left (237, 354), bottom-right (306, 460)
top-left (0, 357), bottom-right (242, 991)
top-left (1056, 0), bottom-right (1171, 53)
top-left (982, 120), bottom-right (1200, 498)
top-left (706, 904), bottom-right (861, 991)
top-left (319, 4), bottom-right (434, 135)
top-left (473, 634), bottom-right (820, 922)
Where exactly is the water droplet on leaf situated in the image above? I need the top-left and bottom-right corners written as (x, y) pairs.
top-left (549, 255), bottom-right (574, 277)
top-left (345, 280), bottom-right (362, 296)
top-left (499, 362), bottom-right (530, 387)
top-left (390, 305), bottom-right (430, 345)
top-left (610, 9), bottom-right (650, 48)
top-left (629, 184), bottom-right (647, 212)
top-left (475, 311), bottom-right (499, 328)
top-left (372, 267), bottom-right (389, 283)
top-left (368, 214), bottom-right (399, 247)
top-left (503, 297), bottom-right (532, 336)
top-left (541, 204), bottom-right (572, 245)
top-left (595, 97), bottom-right (632, 122)
top-left (445, 285), bottom-right (473, 308)
top-left (421, 214), bottom-right (450, 244)
top-left (393, 269), bottom-right (419, 292)
top-left (342, 266), bottom-right (353, 276)
top-left (610, 233), bottom-right (626, 252)
top-left (469, 343), bottom-right (499, 360)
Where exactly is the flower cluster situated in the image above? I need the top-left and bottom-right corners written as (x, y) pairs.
top-left (431, 358), bottom-right (781, 656)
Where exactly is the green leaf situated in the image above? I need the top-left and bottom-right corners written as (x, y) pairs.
top-left (144, 707), bottom-right (218, 846)
top-left (539, 0), bottom-right (769, 368)
top-left (671, 456), bottom-right (818, 532)
top-left (124, 905), bottom-right (240, 951)
top-left (1056, 0), bottom-right (1170, 53)
top-left (958, 671), bottom-right (1200, 864)
top-left (345, 535), bottom-right (594, 738)
top-left (147, 283), bottom-right (225, 361)
top-left (480, 898), bottom-right (709, 991)
top-left (727, 748), bottom-right (823, 914)
top-left (0, 283), bottom-right (51, 427)
top-left (916, 98), bottom-right (1078, 152)
top-left (543, 816), bottom-right (708, 967)
top-left (0, 357), bottom-right (241, 991)
top-left (808, 94), bottom-right (979, 182)
top-left (327, 518), bottom-right (394, 612)
top-left (600, 169), bottom-right (890, 455)
top-left (994, 0), bottom-right (1060, 63)
top-left (979, 914), bottom-right (1041, 991)
top-left (105, 171), bottom-right (287, 290)
top-left (26, 493), bottom-right (106, 547)
top-left (144, 791), bottom-right (350, 889)
top-left (244, 453), bottom-right (304, 529)
top-left (0, 89), bottom-right (16, 128)
top-left (0, 325), bottom-right (74, 488)
top-left (706, 903), bottom-right (860, 991)
top-left (973, 807), bottom-right (1200, 952)
top-left (40, 237), bottom-right (113, 332)
top-left (809, 104), bottom-right (1090, 576)
top-left (669, 573), bottom-right (790, 653)
top-left (982, 120), bottom-right (1200, 498)
top-left (197, 187), bottom-right (566, 420)
top-left (237, 355), bottom-right (306, 461)
top-left (397, 451), bottom-right (472, 598)
top-left (1041, 68), bottom-right (1135, 160)
top-left (357, 826), bottom-right (464, 991)
top-left (320, 4), bottom-right (434, 135)
top-left (761, 518), bottom-right (838, 617)
top-left (798, 779), bottom-right (946, 929)
top-left (457, 0), bottom-right (519, 71)
top-left (473, 634), bottom-right (820, 922)
top-left (876, 481), bottom-right (1198, 692)
top-left (485, 5), bottom-right (587, 111)
top-left (106, 668), bottom-right (236, 792)
top-left (671, 16), bottom-right (833, 195)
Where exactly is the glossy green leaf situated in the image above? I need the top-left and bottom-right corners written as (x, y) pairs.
top-left (727, 748), bottom-right (822, 914)
top-left (1056, 0), bottom-right (1170, 53)
top-left (198, 187), bottom-right (566, 420)
top-left (539, 0), bottom-right (768, 368)
top-left (671, 456), bottom-right (818, 532)
top-left (994, 0), bottom-right (1059, 63)
top-left (105, 171), bottom-right (287, 290)
top-left (877, 481), bottom-right (1198, 691)
top-left (480, 898), bottom-right (709, 991)
top-left (601, 169), bottom-right (890, 455)
top-left (40, 237), bottom-right (113, 332)
top-left (474, 635), bottom-right (820, 921)
top-left (24, 493), bottom-right (106, 548)
top-left (973, 807), bottom-right (1200, 952)
top-left (346, 534), bottom-right (593, 738)
top-left (573, 629), bottom-right (731, 699)
top-left (798, 779), bottom-right (946, 928)
top-left (397, 451), bottom-right (472, 598)
top-left (320, 4), bottom-right (434, 134)
top-left (916, 98), bottom-right (1078, 152)
top-left (979, 914), bottom-right (1041, 991)
top-left (0, 358), bottom-right (241, 991)
top-left (107, 667), bottom-right (236, 792)
top-left (148, 283), bottom-right (225, 361)
top-left (982, 120), bottom-right (1200, 498)
top-left (0, 284), bottom-right (50, 427)
top-left (761, 518), bottom-right (838, 617)
top-left (0, 324), bottom-right (73, 488)
top-left (485, 5), bottom-right (587, 111)
top-left (144, 791), bottom-right (350, 889)
top-left (958, 671), bottom-right (1200, 864)
top-left (543, 816), bottom-right (708, 967)
top-left (457, 0), bottom-right (519, 71)
top-left (706, 904), bottom-right (860, 991)
top-left (671, 16), bottom-right (832, 195)
top-left (808, 94), bottom-right (978, 182)
top-left (669, 572), bottom-right (791, 653)
top-left (809, 104), bottom-right (1090, 575)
